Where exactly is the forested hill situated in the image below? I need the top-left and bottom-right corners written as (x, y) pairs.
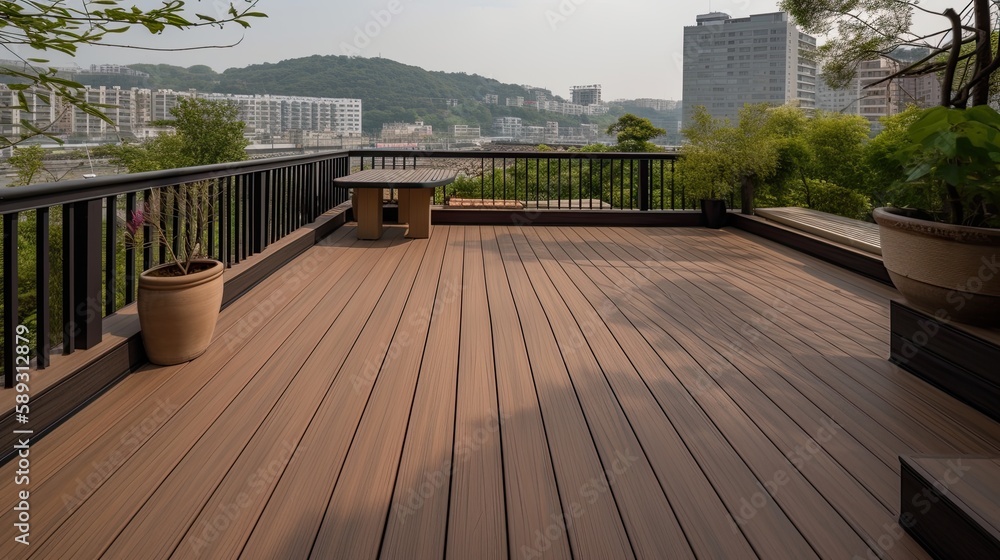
top-left (127, 56), bottom-right (603, 134)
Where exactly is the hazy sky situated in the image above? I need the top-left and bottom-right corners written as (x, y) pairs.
top-left (12, 0), bottom-right (962, 100)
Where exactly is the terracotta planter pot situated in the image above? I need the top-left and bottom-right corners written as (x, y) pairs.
top-left (138, 259), bottom-right (224, 365)
top-left (873, 207), bottom-right (1000, 327)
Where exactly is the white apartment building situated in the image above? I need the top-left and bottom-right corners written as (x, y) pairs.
top-left (682, 11), bottom-right (818, 124)
top-left (451, 124), bottom-right (481, 138)
top-left (0, 85), bottom-right (362, 141)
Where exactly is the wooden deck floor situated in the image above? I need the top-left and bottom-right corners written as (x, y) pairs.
top-left (4, 225), bottom-right (1000, 559)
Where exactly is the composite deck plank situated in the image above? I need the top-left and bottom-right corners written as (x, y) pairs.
top-left (624, 228), bottom-right (1000, 456)
top-left (0, 225), bottom-right (356, 503)
top-left (104, 232), bottom-right (408, 560)
top-left (536, 227), bottom-right (821, 560)
top-left (608, 227), bottom-right (1000, 455)
top-left (238, 231), bottom-right (429, 560)
top-left (577, 228), bottom-right (962, 559)
top-left (598, 228), bottom-right (923, 487)
top-left (480, 226), bottom-right (571, 560)
top-left (310, 228), bottom-right (450, 559)
top-left (723, 227), bottom-right (897, 314)
top-left (495, 228), bottom-right (635, 560)
top-left (0, 229), bottom-right (374, 560)
top-left (507, 227), bottom-right (695, 560)
top-left (444, 227), bottom-right (507, 560)
top-left (24, 231), bottom-right (407, 560)
top-left (521, 227), bottom-right (758, 560)
top-left (379, 228), bottom-right (465, 560)
top-left (704, 229), bottom-right (891, 335)
top-left (160, 231), bottom-right (434, 560)
top-left (556, 228), bottom-right (880, 559)
top-left (602, 227), bottom-right (913, 477)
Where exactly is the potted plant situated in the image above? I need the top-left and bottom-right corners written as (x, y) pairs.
top-left (124, 183), bottom-right (224, 365)
top-left (874, 105), bottom-right (1000, 326)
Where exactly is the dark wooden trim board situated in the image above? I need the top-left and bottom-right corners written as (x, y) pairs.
top-left (432, 208), bottom-right (703, 227)
top-left (890, 300), bottom-right (1000, 424)
top-left (0, 203), bottom-right (351, 465)
top-left (730, 213), bottom-right (892, 285)
top-left (900, 455), bottom-right (1000, 560)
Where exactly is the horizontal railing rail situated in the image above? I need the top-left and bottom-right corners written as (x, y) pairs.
top-left (2, 150), bottom-right (353, 387)
top-left (353, 150), bottom-right (689, 211)
top-left (1, 148), bottom-right (717, 386)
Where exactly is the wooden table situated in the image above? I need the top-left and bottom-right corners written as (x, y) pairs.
top-left (335, 168), bottom-right (457, 240)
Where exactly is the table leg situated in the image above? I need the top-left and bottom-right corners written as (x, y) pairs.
top-left (404, 189), bottom-right (432, 238)
top-left (397, 189), bottom-right (410, 225)
top-left (355, 187), bottom-right (383, 240)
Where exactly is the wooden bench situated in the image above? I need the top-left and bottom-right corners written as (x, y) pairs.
top-left (755, 207), bottom-right (881, 256)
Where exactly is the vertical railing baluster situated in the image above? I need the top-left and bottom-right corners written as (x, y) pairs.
top-left (220, 176), bottom-right (230, 267)
top-left (143, 190), bottom-right (153, 272)
top-left (207, 182), bottom-right (216, 260)
top-left (171, 186), bottom-right (181, 260)
top-left (3, 212), bottom-right (19, 387)
top-left (36, 207), bottom-right (50, 369)
top-left (105, 195), bottom-right (117, 315)
top-left (62, 203), bottom-right (75, 355)
top-left (125, 193), bottom-right (136, 304)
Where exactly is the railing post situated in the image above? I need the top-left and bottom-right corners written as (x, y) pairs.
top-left (639, 159), bottom-right (651, 211)
top-left (740, 176), bottom-right (754, 215)
top-left (67, 200), bottom-right (103, 351)
top-left (3, 212), bottom-right (18, 388)
top-left (252, 171), bottom-right (267, 255)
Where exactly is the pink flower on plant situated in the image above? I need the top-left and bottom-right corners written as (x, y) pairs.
top-left (126, 208), bottom-right (146, 236)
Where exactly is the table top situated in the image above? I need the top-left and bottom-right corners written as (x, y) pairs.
top-left (334, 168), bottom-right (457, 189)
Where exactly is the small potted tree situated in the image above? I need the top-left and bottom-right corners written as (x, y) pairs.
top-left (124, 184), bottom-right (225, 365)
top-left (113, 97), bottom-right (247, 362)
top-left (682, 105), bottom-right (777, 227)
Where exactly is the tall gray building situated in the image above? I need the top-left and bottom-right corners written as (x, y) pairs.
top-left (682, 12), bottom-right (817, 125)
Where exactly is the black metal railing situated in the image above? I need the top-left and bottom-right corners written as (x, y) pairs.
top-left (354, 150), bottom-right (692, 211)
top-left (1, 148), bottom-right (711, 386)
top-left (1, 151), bottom-right (351, 387)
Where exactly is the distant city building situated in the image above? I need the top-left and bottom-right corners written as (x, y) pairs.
top-left (682, 11), bottom-right (818, 124)
top-left (815, 56), bottom-right (941, 131)
top-left (615, 98), bottom-right (680, 111)
top-left (505, 96), bottom-right (525, 107)
top-left (483, 94), bottom-right (499, 104)
top-left (0, 84), bottom-right (362, 142)
top-left (534, 99), bottom-right (609, 116)
top-left (493, 116), bottom-right (523, 137)
top-left (88, 64), bottom-right (150, 78)
top-left (382, 120), bottom-right (433, 138)
top-left (451, 124), bottom-right (481, 138)
top-left (571, 85), bottom-right (602, 106)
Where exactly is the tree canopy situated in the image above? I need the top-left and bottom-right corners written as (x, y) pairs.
top-left (0, 0), bottom-right (266, 147)
top-left (781, 0), bottom-right (999, 107)
top-left (110, 97), bottom-right (248, 172)
top-left (606, 113), bottom-right (665, 152)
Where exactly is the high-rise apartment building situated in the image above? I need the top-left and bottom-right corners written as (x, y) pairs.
top-left (571, 85), bottom-right (602, 106)
top-left (682, 11), bottom-right (817, 125)
top-left (815, 56), bottom-right (941, 132)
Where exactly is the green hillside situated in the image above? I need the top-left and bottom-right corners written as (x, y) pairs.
top-left (126, 55), bottom-right (618, 135)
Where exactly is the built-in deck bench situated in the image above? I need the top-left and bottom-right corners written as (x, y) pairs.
top-left (901, 455), bottom-right (1000, 559)
top-left (755, 206), bottom-right (881, 255)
